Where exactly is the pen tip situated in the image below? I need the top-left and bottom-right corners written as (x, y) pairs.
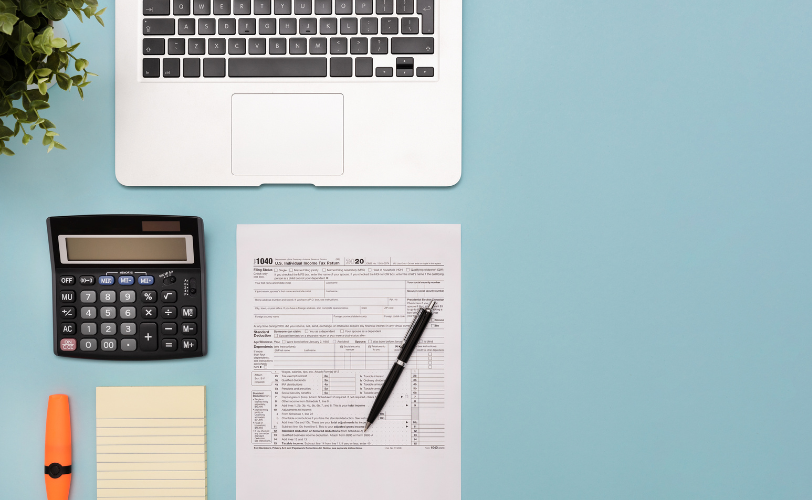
top-left (428, 300), bottom-right (436, 311)
top-left (364, 422), bottom-right (371, 432)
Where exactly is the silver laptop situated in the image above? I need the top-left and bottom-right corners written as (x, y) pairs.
top-left (115, 0), bottom-right (462, 187)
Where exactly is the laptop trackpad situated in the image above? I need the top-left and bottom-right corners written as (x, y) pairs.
top-left (231, 94), bottom-right (343, 176)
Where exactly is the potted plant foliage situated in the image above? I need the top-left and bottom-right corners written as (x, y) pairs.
top-left (0, 0), bottom-right (105, 156)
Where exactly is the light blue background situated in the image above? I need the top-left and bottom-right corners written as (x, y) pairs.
top-left (1, 1), bottom-right (811, 498)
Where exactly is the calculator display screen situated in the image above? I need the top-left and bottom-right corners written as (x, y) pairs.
top-left (58, 235), bottom-right (194, 264)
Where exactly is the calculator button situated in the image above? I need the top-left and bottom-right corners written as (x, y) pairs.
top-left (142, 290), bottom-right (158, 303)
top-left (98, 276), bottom-right (115, 285)
top-left (142, 306), bottom-right (158, 319)
top-left (101, 322), bottom-right (117, 335)
top-left (120, 290), bottom-right (137, 303)
top-left (120, 307), bottom-right (137, 320)
top-left (79, 275), bottom-right (95, 286)
top-left (100, 306), bottom-right (117, 319)
top-left (140, 323), bottom-right (159, 351)
top-left (60, 291), bottom-right (75, 303)
top-left (162, 323), bottom-right (178, 335)
top-left (81, 306), bottom-right (97, 319)
top-left (80, 291), bottom-right (97, 303)
top-left (161, 306), bottom-right (178, 319)
top-left (59, 307), bottom-right (76, 319)
top-left (162, 338), bottom-right (178, 351)
top-left (61, 323), bottom-right (76, 335)
top-left (181, 338), bottom-right (198, 351)
top-left (60, 275), bottom-right (75, 286)
top-left (139, 275), bottom-right (155, 285)
top-left (161, 290), bottom-right (178, 303)
top-left (101, 338), bottom-right (117, 352)
top-left (121, 339), bottom-right (137, 351)
top-left (80, 338), bottom-right (97, 351)
top-left (119, 276), bottom-right (135, 285)
top-left (181, 306), bottom-right (197, 319)
top-left (60, 338), bottom-right (77, 351)
top-left (81, 323), bottom-right (97, 335)
top-left (100, 290), bottom-right (116, 303)
top-left (121, 323), bottom-right (137, 335)
top-left (181, 322), bottom-right (198, 335)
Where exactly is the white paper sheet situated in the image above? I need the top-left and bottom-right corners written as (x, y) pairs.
top-left (237, 225), bottom-right (461, 500)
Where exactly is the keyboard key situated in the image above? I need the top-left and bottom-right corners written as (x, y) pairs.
top-left (397, 68), bottom-right (413, 77)
top-left (239, 18), bottom-right (256, 34)
top-left (143, 38), bottom-right (166, 55)
top-left (315, 0), bottom-right (331, 14)
top-left (189, 38), bottom-right (206, 54)
top-left (370, 37), bottom-right (387, 53)
top-left (234, 0), bottom-right (252, 14)
top-left (203, 57), bottom-right (226, 76)
top-left (208, 38), bottom-right (227, 54)
top-left (381, 17), bottom-right (398, 34)
top-left (249, 38), bottom-right (267, 54)
top-left (254, 0), bottom-right (271, 14)
top-left (194, 0), bottom-right (211, 14)
top-left (320, 17), bottom-right (337, 34)
top-left (396, 0), bottom-right (412, 14)
top-left (401, 17), bottom-right (418, 34)
top-left (228, 57), bottom-right (327, 77)
top-left (60, 338), bottom-right (77, 351)
top-left (81, 306), bottom-right (97, 319)
top-left (376, 0), bottom-right (393, 14)
top-left (290, 38), bottom-right (307, 54)
top-left (417, 0), bottom-right (433, 33)
top-left (138, 276), bottom-right (155, 285)
top-left (340, 17), bottom-right (358, 34)
top-left (259, 18), bottom-right (276, 34)
top-left (182, 323), bottom-right (198, 335)
top-left (416, 66), bottom-right (433, 77)
top-left (335, 0), bottom-right (352, 14)
top-left (355, 0), bottom-right (372, 14)
top-left (121, 323), bottom-right (137, 335)
top-left (161, 290), bottom-right (178, 302)
top-left (140, 323), bottom-right (158, 351)
top-left (144, 18), bottom-right (175, 35)
top-left (100, 306), bottom-right (116, 319)
top-left (294, 0), bottom-right (311, 14)
top-left (219, 18), bottom-right (236, 34)
top-left (81, 323), bottom-right (97, 335)
top-left (279, 18), bottom-right (296, 34)
top-left (391, 36), bottom-right (433, 54)
top-left (119, 276), bottom-right (135, 286)
top-left (62, 323), bottom-right (76, 335)
top-left (330, 37), bottom-right (347, 54)
top-left (181, 338), bottom-right (198, 351)
top-left (98, 276), bottom-right (115, 286)
top-left (199, 18), bottom-right (216, 34)
top-left (229, 38), bottom-right (246, 54)
top-left (350, 37), bottom-right (368, 54)
top-left (80, 338), bottom-right (97, 351)
top-left (101, 323), bottom-right (116, 335)
top-left (181, 306), bottom-right (198, 319)
top-left (168, 38), bottom-right (185, 54)
top-left (100, 290), bottom-right (116, 303)
top-left (161, 306), bottom-right (178, 319)
top-left (101, 338), bottom-right (117, 352)
top-left (121, 339), bottom-right (137, 352)
top-left (80, 291), bottom-right (97, 303)
top-left (142, 306), bottom-right (158, 319)
top-left (299, 17), bottom-right (317, 34)
top-left (142, 290), bottom-right (157, 303)
top-left (213, 0), bottom-right (230, 14)
top-left (184, 57), bottom-right (201, 77)
top-left (174, 0), bottom-right (191, 14)
top-left (60, 276), bottom-right (75, 286)
top-left (274, 0), bottom-right (291, 14)
top-left (355, 57), bottom-right (373, 76)
top-left (60, 306), bottom-right (76, 319)
top-left (61, 291), bottom-right (75, 303)
top-left (144, 0), bottom-right (171, 15)
top-left (163, 323), bottom-right (178, 335)
top-left (309, 37), bottom-right (327, 54)
top-left (178, 18), bottom-right (195, 34)
top-left (79, 276), bottom-right (95, 286)
top-left (120, 290), bottom-right (137, 303)
top-left (163, 338), bottom-right (178, 351)
top-left (331, 57), bottom-right (352, 77)
top-left (360, 17), bottom-right (377, 34)
top-left (121, 306), bottom-right (137, 320)
top-left (268, 38), bottom-right (286, 54)
top-left (376, 66), bottom-right (393, 77)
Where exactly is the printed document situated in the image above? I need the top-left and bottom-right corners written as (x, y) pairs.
top-left (236, 225), bottom-right (461, 499)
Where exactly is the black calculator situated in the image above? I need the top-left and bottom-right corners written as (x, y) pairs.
top-left (47, 215), bottom-right (207, 360)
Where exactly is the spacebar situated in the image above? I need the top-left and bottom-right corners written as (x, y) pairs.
top-left (228, 57), bottom-right (327, 77)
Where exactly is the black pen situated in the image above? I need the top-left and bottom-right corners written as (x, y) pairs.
top-left (365, 300), bottom-right (437, 432)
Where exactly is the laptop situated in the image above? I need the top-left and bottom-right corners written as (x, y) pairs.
top-left (115, 0), bottom-right (462, 187)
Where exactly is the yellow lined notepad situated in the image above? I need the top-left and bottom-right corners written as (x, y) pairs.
top-left (96, 386), bottom-right (207, 499)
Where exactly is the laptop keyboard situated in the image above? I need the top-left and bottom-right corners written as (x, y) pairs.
top-left (141, 0), bottom-right (437, 79)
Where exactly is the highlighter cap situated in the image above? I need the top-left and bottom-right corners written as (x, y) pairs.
top-left (45, 394), bottom-right (72, 500)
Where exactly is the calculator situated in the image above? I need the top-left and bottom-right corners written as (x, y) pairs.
top-left (47, 215), bottom-right (207, 360)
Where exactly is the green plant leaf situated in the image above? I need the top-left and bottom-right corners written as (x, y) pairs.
top-left (11, 21), bottom-right (34, 64)
top-left (0, 125), bottom-right (13, 140)
top-left (53, 141), bottom-right (66, 150)
top-left (22, 133), bottom-right (32, 145)
top-left (1, 146), bottom-right (15, 156)
top-left (35, 68), bottom-right (52, 77)
top-left (0, 12), bottom-right (18, 35)
top-left (75, 58), bottom-right (88, 71)
top-left (20, 0), bottom-right (41, 17)
top-left (0, 58), bottom-right (13, 81)
top-left (52, 37), bottom-right (67, 49)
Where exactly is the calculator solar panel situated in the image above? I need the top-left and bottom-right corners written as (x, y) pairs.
top-left (47, 215), bottom-right (207, 360)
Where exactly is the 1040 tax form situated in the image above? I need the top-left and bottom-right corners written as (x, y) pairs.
top-left (236, 225), bottom-right (461, 499)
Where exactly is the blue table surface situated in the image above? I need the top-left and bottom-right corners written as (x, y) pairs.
top-left (2, 1), bottom-right (811, 498)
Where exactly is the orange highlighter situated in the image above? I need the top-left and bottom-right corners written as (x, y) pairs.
top-left (44, 395), bottom-right (72, 500)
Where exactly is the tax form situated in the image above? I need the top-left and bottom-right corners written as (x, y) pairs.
top-left (236, 225), bottom-right (461, 500)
